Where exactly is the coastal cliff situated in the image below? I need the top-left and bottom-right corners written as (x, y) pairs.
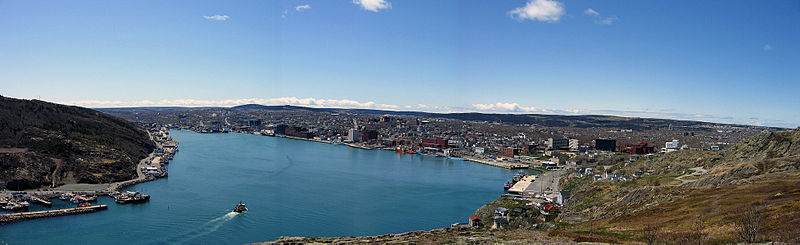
top-left (0, 96), bottom-right (155, 190)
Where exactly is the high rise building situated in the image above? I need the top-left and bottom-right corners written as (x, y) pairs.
top-left (546, 138), bottom-right (569, 150)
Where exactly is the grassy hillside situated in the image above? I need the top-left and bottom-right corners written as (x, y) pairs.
top-left (561, 128), bottom-right (800, 243)
top-left (0, 96), bottom-right (155, 190)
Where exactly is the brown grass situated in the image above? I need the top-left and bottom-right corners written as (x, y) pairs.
top-left (567, 178), bottom-right (800, 243)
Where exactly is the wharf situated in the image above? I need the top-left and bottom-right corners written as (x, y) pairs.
top-left (507, 175), bottom-right (537, 195)
top-left (462, 157), bottom-right (528, 169)
top-left (343, 143), bottom-right (375, 150)
top-left (279, 135), bottom-right (332, 144)
top-left (0, 205), bottom-right (108, 225)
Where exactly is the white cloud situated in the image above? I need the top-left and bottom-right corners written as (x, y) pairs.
top-left (471, 102), bottom-right (539, 112)
top-left (764, 44), bottom-right (773, 51)
top-left (353, 0), bottom-right (391, 12)
top-left (281, 10), bottom-right (289, 19)
top-left (203, 15), bottom-right (229, 21)
top-left (295, 4), bottom-right (311, 11)
top-left (584, 8), bottom-right (599, 16)
top-left (597, 16), bottom-right (618, 25)
top-left (508, 0), bottom-right (565, 23)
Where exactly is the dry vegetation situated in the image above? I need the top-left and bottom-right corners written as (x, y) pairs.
top-left (561, 128), bottom-right (800, 244)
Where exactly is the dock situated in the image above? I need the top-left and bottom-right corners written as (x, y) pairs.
top-left (462, 157), bottom-right (529, 169)
top-left (507, 175), bottom-right (537, 195)
top-left (0, 205), bottom-right (108, 225)
top-left (30, 196), bottom-right (52, 206)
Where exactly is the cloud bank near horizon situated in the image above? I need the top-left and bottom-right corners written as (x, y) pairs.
top-left (57, 97), bottom-right (795, 128)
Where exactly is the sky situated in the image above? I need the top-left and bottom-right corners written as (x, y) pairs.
top-left (0, 0), bottom-right (798, 128)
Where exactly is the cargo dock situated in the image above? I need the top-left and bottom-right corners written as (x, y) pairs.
top-left (461, 156), bottom-right (529, 169)
top-left (0, 205), bottom-right (108, 225)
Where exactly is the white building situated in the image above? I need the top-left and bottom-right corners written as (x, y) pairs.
top-left (346, 128), bottom-right (360, 142)
top-left (546, 138), bottom-right (569, 150)
top-left (664, 139), bottom-right (680, 153)
top-left (569, 138), bottom-right (580, 151)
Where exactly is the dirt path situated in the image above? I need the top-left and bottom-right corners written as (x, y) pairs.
top-left (676, 167), bottom-right (708, 184)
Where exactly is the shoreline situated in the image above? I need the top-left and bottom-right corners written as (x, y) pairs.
top-left (229, 130), bottom-right (530, 170)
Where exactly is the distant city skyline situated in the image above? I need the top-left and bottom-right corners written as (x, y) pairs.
top-left (1, 0), bottom-right (798, 127)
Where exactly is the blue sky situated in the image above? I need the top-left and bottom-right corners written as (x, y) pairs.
top-left (1, 0), bottom-right (798, 127)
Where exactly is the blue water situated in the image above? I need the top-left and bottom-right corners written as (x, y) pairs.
top-left (1, 130), bottom-right (523, 244)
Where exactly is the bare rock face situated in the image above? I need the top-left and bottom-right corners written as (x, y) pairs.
top-left (0, 96), bottom-right (155, 190)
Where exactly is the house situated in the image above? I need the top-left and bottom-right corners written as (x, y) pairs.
top-left (510, 208), bottom-right (523, 217)
top-left (468, 215), bottom-right (483, 227)
top-left (495, 207), bottom-right (509, 217)
top-left (492, 216), bottom-right (509, 229)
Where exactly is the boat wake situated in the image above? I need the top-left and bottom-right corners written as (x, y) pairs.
top-left (161, 212), bottom-right (240, 244)
top-left (208, 212), bottom-right (238, 224)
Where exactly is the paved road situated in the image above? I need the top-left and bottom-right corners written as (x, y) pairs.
top-left (525, 169), bottom-right (566, 196)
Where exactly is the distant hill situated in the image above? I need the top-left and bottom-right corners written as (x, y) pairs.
top-left (103, 104), bottom-right (784, 131)
top-left (0, 96), bottom-right (155, 190)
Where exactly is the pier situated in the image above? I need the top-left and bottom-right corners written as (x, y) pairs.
top-left (0, 205), bottom-right (108, 225)
top-left (461, 157), bottom-right (529, 169)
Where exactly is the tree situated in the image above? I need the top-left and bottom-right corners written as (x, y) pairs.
top-left (736, 203), bottom-right (765, 243)
top-left (643, 223), bottom-right (660, 245)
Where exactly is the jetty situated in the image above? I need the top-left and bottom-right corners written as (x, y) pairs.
top-left (29, 196), bottom-right (52, 206)
top-left (0, 205), bottom-right (108, 225)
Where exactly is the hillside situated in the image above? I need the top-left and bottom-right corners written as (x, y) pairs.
top-left (0, 96), bottom-right (155, 190)
top-left (261, 228), bottom-right (594, 244)
top-left (561, 127), bottom-right (800, 243)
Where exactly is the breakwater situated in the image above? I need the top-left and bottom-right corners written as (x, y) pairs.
top-left (0, 205), bottom-right (108, 225)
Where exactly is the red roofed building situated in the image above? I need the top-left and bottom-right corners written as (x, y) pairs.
top-left (468, 215), bottom-right (483, 227)
top-left (621, 142), bottom-right (656, 154)
top-left (420, 137), bottom-right (448, 149)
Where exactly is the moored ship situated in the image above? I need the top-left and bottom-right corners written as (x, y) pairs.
top-left (113, 191), bottom-right (150, 204)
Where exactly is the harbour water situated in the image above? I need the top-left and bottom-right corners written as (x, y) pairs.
top-left (1, 130), bottom-right (524, 244)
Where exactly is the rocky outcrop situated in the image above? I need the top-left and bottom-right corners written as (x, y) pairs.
top-left (0, 96), bottom-right (155, 190)
top-left (688, 128), bottom-right (800, 189)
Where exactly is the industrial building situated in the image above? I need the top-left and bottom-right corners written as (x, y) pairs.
top-left (593, 139), bottom-right (617, 152)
